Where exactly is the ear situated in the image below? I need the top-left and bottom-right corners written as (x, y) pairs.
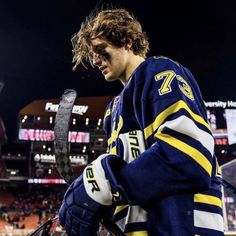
top-left (125, 38), bottom-right (133, 50)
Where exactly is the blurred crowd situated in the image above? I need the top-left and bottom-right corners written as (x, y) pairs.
top-left (0, 187), bottom-right (64, 230)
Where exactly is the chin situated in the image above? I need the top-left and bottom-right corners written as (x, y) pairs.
top-left (104, 74), bottom-right (117, 82)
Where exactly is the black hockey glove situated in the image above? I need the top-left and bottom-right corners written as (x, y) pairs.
top-left (59, 154), bottom-right (128, 236)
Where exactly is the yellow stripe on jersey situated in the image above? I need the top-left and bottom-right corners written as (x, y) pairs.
top-left (108, 116), bottom-right (124, 146)
top-left (104, 108), bottom-right (111, 119)
top-left (216, 160), bottom-right (222, 175)
top-left (126, 231), bottom-right (148, 236)
top-left (144, 100), bottom-right (211, 140)
top-left (109, 146), bottom-right (117, 155)
top-left (155, 132), bottom-right (212, 176)
top-left (114, 205), bottom-right (129, 215)
top-left (158, 115), bottom-right (214, 155)
top-left (194, 194), bottom-right (222, 208)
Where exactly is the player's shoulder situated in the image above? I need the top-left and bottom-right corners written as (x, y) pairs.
top-left (133, 56), bottom-right (182, 79)
top-left (131, 56), bottom-right (196, 102)
top-left (146, 56), bottom-right (181, 69)
top-left (132, 56), bottom-right (183, 84)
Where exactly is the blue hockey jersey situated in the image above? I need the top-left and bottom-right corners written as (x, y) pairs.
top-left (103, 56), bottom-right (224, 236)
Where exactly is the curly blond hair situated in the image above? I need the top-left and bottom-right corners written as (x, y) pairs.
top-left (71, 8), bottom-right (149, 70)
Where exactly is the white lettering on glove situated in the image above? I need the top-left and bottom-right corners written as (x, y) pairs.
top-left (83, 154), bottom-right (113, 206)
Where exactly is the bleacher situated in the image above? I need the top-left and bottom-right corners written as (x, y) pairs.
top-left (0, 187), bottom-right (63, 235)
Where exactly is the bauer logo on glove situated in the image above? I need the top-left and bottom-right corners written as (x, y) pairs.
top-left (83, 154), bottom-right (115, 206)
top-left (85, 166), bottom-right (100, 192)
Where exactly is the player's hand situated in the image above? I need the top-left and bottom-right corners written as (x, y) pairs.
top-left (59, 154), bottom-right (128, 236)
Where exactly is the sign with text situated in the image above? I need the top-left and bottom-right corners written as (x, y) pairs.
top-left (19, 128), bottom-right (90, 143)
top-left (206, 103), bottom-right (236, 145)
top-left (34, 154), bottom-right (88, 165)
top-left (28, 178), bottom-right (66, 184)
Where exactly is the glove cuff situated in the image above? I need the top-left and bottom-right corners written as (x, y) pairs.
top-left (83, 154), bottom-right (128, 206)
top-left (101, 154), bottom-right (128, 204)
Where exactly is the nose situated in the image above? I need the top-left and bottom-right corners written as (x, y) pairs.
top-left (92, 53), bottom-right (102, 67)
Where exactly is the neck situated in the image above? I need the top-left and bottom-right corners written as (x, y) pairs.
top-left (120, 55), bottom-right (145, 86)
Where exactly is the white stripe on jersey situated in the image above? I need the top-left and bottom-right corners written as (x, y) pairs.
top-left (116, 205), bottom-right (147, 232)
top-left (194, 210), bottom-right (224, 232)
top-left (158, 115), bottom-right (214, 155)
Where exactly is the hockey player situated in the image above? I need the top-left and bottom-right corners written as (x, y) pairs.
top-left (59, 8), bottom-right (224, 236)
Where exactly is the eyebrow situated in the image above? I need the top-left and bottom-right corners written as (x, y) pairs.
top-left (92, 43), bottom-right (107, 52)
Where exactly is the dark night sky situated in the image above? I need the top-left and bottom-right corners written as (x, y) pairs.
top-left (0, 0), bottom-right (236, 141)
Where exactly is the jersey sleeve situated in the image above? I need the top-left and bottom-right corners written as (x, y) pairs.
top-left (117, 57), bottom-right (215, 205)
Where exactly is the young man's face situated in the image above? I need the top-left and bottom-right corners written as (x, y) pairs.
top-left (90, 38), bottom-right (131, 83)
